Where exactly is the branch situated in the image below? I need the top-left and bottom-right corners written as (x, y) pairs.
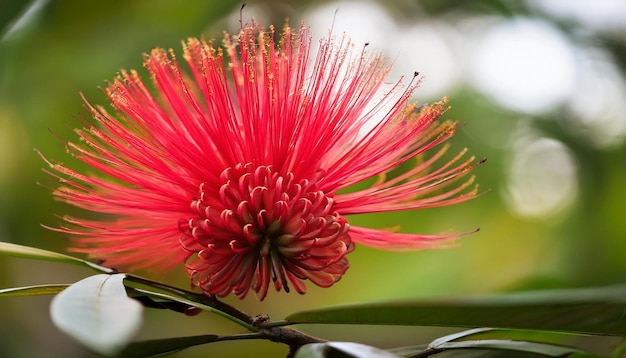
top-left (124, 274), bottom-right (326, 356)
top-left (259, 324), bottom-right (327, 358)
top-left (212, 328), bottom-right (326, 358)
top-left (125, 274), bottom-right (255, 326)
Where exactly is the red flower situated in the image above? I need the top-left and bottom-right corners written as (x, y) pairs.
top-left (41, 23), bottom-right (480, 300)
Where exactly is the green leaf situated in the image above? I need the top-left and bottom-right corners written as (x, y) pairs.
top-left (0, 242), bottom-right (114, 273)
top-left (431, 327), bottom-right (583, 347)
top-left (429, 327), bottom-right (496, 346)
top-left (0, 284), bottom-right (68, 297)
top-left (117, 334), bottom-right (220, 358)
top-left (50, 274), bottom-right (143, 356)
top-left (285, 285), bottom-right (626, 336)
top-left (295, 342), bottom-right (403, 358)
top-left (0, 241), bottom-right (83, 263)
top-left (392, 328), bottom-right (601, 357)
top-left (430, 340), bottom-right (597, 357)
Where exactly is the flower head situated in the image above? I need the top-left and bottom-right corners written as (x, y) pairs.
top-left (42, 23), bottom-right (480, 300)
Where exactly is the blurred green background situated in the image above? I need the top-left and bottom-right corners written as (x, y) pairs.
top-left (1, 0), bottom-right (624, 357)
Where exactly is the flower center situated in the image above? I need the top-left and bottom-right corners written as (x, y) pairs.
top-left (179, 163), bottom-right (353, 300)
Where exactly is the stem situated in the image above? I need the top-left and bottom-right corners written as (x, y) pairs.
top-left (124, 274), bottom-right (196, 298)
top-left (124, 274), bottom-right (255, 329)
top-left (215, 332), bottom-right (266, 342)
top-left (257, 320), bottom-right (293, 328)
top-left (259, 326), bottom-right (327, 358)
top-left (193, 292), bottom-right (255, 327)
top-left (123, 274), bottom-right (327, 357)
top-left (130, 286), bottom-right (257, 331)
top-left (407, 348), bottom-right (442, 358)
top-left (212, 327), bottom-right (327, 358)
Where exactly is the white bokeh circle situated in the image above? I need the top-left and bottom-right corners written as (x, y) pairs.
top-left (470, 18), bottom-right (577, 114)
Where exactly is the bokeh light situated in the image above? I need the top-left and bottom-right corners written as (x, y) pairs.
top-left (470, 18), bottom-right (577, 114)
top-left (504, 129), bottom-right (579, 218)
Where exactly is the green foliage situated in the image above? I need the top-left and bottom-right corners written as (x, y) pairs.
top-left (0, 242), bottom-right (114, 273)
top-left (422, 340), bottom-right (597, 357)
top-left (0, 284), bottom-right (67, 297)
top-left (117, 335), bottom-right (220, 358)
top-left (420, 328), bottom-right (599, 357)
top-left (285, 285), bottom-right (626, 335)
top-left (0, 243), bottom-right (622, 357)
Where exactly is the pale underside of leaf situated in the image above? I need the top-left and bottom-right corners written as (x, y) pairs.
top-left (295, 341), bottom-right (403, 358)
top-left (50, 274), bottom-right (143, 356)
